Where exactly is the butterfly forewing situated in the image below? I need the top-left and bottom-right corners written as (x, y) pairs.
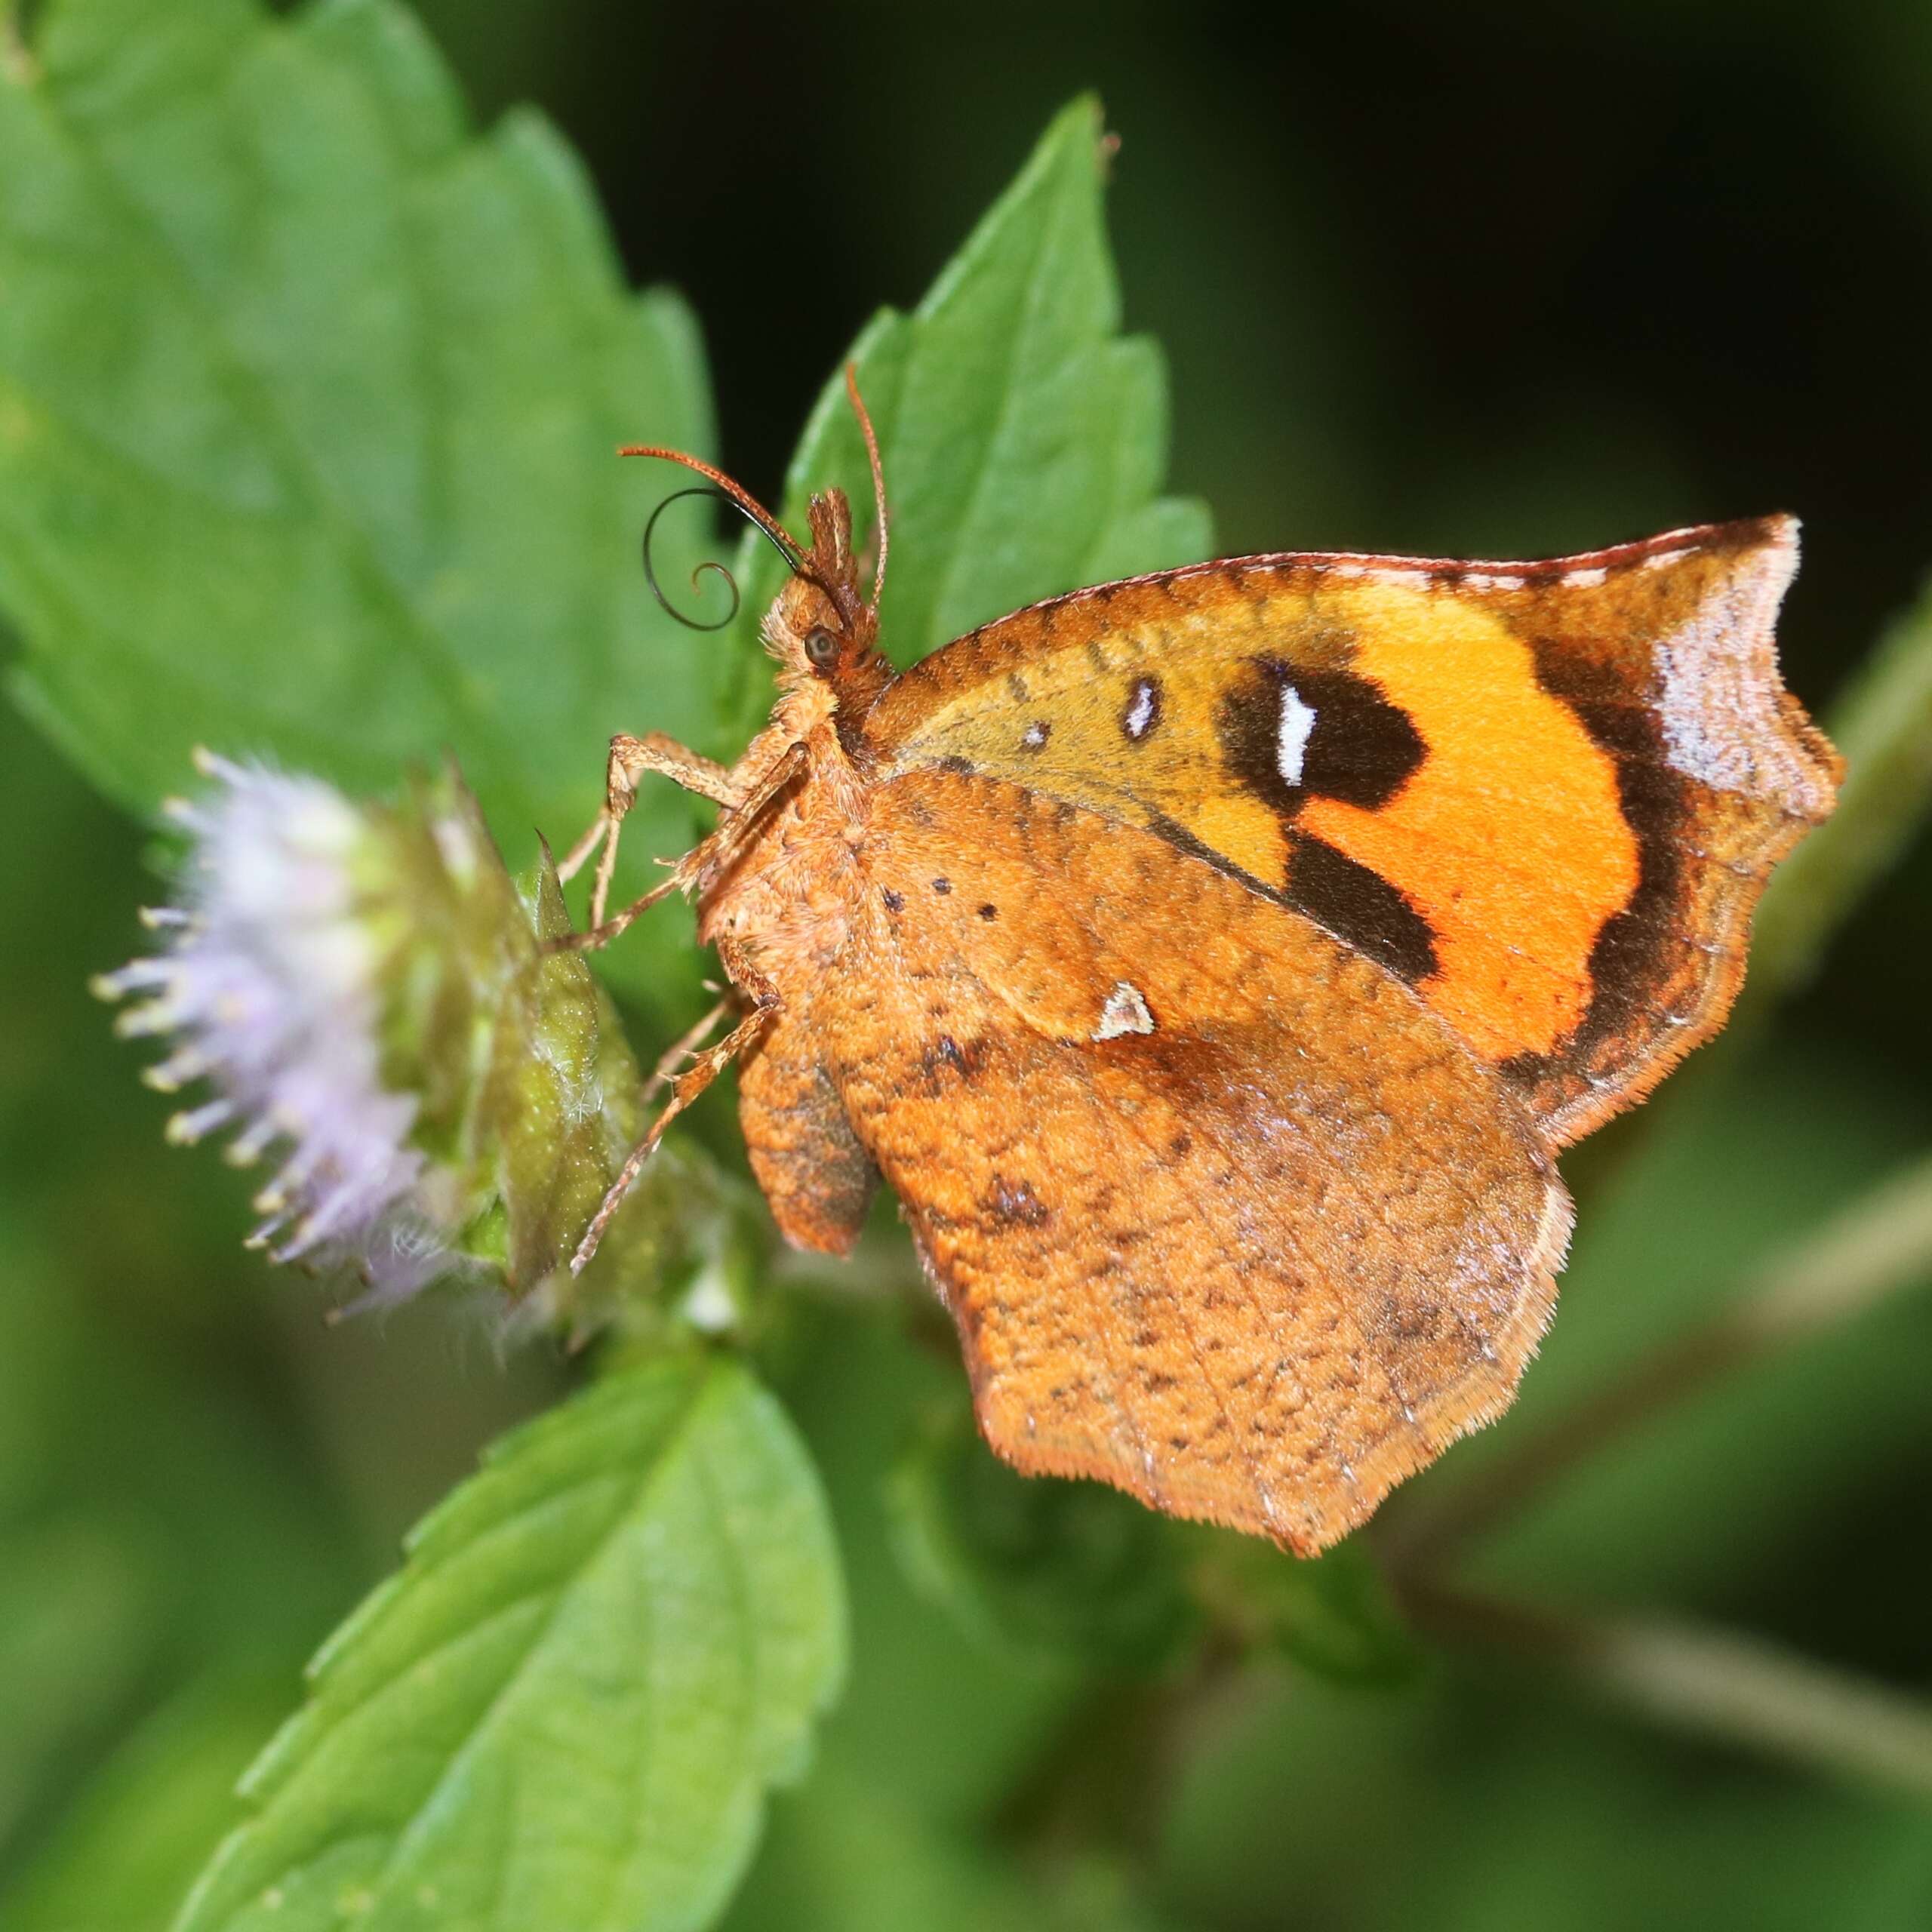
top-left (863, 517), bottom-right (1838, 1144)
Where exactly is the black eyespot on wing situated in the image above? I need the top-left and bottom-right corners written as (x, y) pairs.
top-left (1286, 832), bottom-right (1438, 983)
top-left (881, 887), bottom-right (905, 913)
top-left (977, 903), bottom-right (998, 921)
top-left (931, 877), bottom-right (952, 895)
top-left (1218, 659), bottom-right (1424, 817)
top-left (1295, 668), bottom-right (1426, 806)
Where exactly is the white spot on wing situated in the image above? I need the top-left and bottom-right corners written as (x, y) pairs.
top-left (1564, 565), bottom-right (1607, 588)
top-left (1094, 982), bottom-right (1155, 1041)
top-left (1124, 679), bottom-right (1157, 739)
top-left (1022, 721), bottom-right (1048, 748)
top-left (1275, 685), bottom-right (1317, 786)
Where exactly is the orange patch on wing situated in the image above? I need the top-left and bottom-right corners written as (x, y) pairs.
top-left (1300, 585), bottom-right (1638, 1061)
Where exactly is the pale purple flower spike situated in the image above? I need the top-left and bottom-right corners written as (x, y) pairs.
top-left (92, 751), bottom-right (451, 1301)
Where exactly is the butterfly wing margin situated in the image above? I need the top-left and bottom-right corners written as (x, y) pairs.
top-left (811, 769), bottom-right (1571, 1552)
top-left (861, 518), bottom-right (1838, 1147)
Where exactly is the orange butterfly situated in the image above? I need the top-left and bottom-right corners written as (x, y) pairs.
top-left (556, 372), bottom-right (1838, 1555)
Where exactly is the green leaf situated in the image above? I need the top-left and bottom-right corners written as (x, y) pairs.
top-left (721, 95), bottom-right (1212, 742)
top-left (0, 0), bottom-right (717, 1027)
top-left (884, 1395), bottom-right (1195, 1672)
top-left (174, 1355), bottom-right (845, 1932)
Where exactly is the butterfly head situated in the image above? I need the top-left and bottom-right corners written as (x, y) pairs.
top-left (624, 365), bottom-right (894, 718)
top-left (767, 484), bottom-right (891, 711)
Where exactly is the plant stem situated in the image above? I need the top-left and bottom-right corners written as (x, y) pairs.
top-left (1384, 1148), bottom-right (1932, 1570)
top-left (1404, 1580), bottom-right (1932, 1803)
top-left (1745, 577), bottom-right (1932, 1014)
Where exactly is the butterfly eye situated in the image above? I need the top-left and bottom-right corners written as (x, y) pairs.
top-left (804, 628), bottom-right (839, 669)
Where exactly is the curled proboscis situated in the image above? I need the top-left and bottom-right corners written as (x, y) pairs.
top-left (641, 486), bottom-right (746, 632)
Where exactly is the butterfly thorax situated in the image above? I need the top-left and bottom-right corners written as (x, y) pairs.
top-left (696, 708), bottom-right (878, 995)
top-left (694, 500), bottom-right (897, 994)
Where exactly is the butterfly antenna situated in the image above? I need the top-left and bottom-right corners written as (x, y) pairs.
top-left (620, 444), bottom-right (805, 568)
top-left (844, 363), bottom-right (889, 609)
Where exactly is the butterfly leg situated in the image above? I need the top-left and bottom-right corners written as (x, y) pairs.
top-left (571, 962), bottom-right (782, 1275)
top-left (641, 993), bottom-right (734, 1106)
top-left (552, 740), bottom-right (808, 955)
top-left (557, 732), bottom-right (744, 931)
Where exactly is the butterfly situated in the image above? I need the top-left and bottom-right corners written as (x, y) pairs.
top-left (555, 370), bottom-right (1839, 1555)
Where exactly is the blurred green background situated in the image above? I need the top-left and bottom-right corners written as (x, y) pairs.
top-left (5, 2), bottom-right (1932, 1928)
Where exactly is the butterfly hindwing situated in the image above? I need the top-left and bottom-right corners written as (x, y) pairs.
top-left (798, 768), bottom-right (1569, 1552)
top-left (738, 1012), bottom-right (879, 1255)
top-left (863, 516), bottom-right (1838, 1144)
